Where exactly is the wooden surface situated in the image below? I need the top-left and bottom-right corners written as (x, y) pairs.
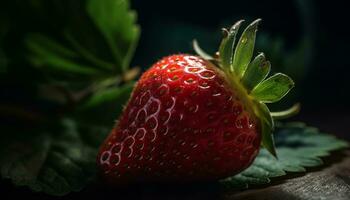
top-left (225, 150), bottom-right (350, 200)
top-left (74, 149), bottom-right (350, 200)
top-left (1, 150), bottom-right (349, 199)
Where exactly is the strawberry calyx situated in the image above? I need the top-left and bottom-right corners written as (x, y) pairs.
top-left (193, 19), bottom-right (297, 157)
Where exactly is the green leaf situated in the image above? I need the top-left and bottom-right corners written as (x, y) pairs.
top-left (221, 122), bottom-right (349, 188)
top-left (26, 34), bottom-right (100, 75)
top-left (81, 82), bottom-right (134, 109)
top-left (86, 0), bottom-right (140, 72)
top-left (0, 119), bottom-right (101, 196)
top-left (261, 120), bottom-right (276, 157)
top-left (241, 53), bottom-right (270, 91)
top-left (232, 19), bottom-right (261, 78)
top-left (26, 0), bottom-right (140, 78)
top-left (76, 82), bottom-right (135, 127)
top-left (63, 31), bottom-right (115, 71)
top-left (251, 73), bottom-right (294, 103)
top-left (218, 20), bottom-right (243, 71)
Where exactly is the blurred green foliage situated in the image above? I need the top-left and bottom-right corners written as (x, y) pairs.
top-left (0, 0), bottom-right (140, 124)
top-left (0, 0), bottom-right (139, 195)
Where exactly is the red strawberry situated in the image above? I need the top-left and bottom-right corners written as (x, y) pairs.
top-left (97, 19), bottom-right (296, 184)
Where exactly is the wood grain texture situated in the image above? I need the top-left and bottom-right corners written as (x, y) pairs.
top-left (225, 150), bottom-right (350, 200)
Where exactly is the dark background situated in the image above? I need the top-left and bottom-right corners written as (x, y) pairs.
top-left (131, 0), bottom-right (350, 140)
top-left (0, 0), bottom-right (349, 199)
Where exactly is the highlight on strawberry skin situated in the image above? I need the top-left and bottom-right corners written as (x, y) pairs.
top-left (97, 19), bottom-right (296, 184)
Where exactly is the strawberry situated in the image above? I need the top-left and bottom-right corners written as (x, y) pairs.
top-left (97, 19), bottom-right (296, 184)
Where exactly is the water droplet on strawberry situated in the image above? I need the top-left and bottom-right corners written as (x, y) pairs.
top-left (134, 142), bottom-right (144, 150)
top-left (199, 70), bottom-right (216, 79)
top-left (122, 147), bottom-right (132, 158)
top-left (147, 101), bottom-right (160, 115)
top-left (111, 155), bottom-right (120, 165)
top-left (111, 144), bottom-right (122, 154)
top-left (169, 75), bottom-right (179, 81)
top-left (155, 84), bottom-right (169, 97)
top-left (140, 91), bottom-right (151, 105)
top-left (101, 151), bottom-right (110, 162)
top-left (124, 136), bottom-right (135, 147)
top-left (158, 125), bottom-right (169, 136)
top-left (146, 117), bottom-right (158, 129)
top-left (135, 128), bottom-right (146, 140)
top-left (136, 109), bottom-right (147, 125)
top-left (184, 77), bottom-right (196, 84)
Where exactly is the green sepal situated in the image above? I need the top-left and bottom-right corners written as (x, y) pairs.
top-left (254, 101), bottom-right (274, 128)
top-left (193, 40), bottom-right (214, 60)
top-left (219, 20), bottom-right (244, 71)
top-left (251, 73), bottom-right (294, 103)
top-left (241, 53), bottom-right (270, 91)
top-left (253, 101), bottom-right (276, 157)
top-left (271, 103), bottom-right (301, 120)
top-left (232, 19), bottom-right (261, 78)
top-left (192, 19), bottom-right (296, 158)
top-left (261, 119), bottom-right (277, 158)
